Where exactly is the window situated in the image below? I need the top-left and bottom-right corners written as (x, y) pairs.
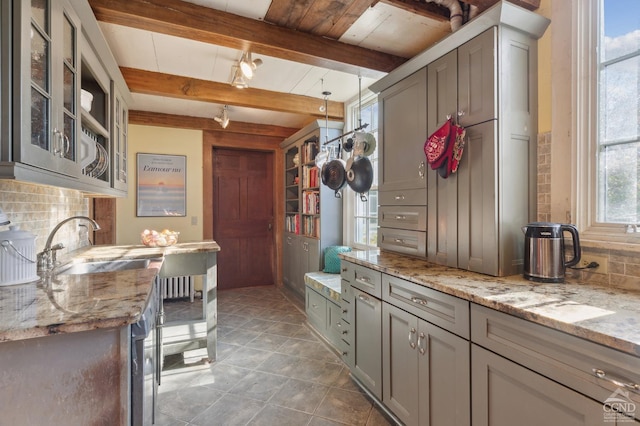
top-left (344, 93), bottom-right (379, 249)
top-left (568, 0), bottom-right (640, 239)
top-left (596, 0), bottom-right (640, 224)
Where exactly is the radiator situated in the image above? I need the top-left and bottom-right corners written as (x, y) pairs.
top-left (155, 275), bottom-right (195, 302)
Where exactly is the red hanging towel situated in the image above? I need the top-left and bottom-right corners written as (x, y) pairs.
top-left (424, 118), bottom-right (466, 179)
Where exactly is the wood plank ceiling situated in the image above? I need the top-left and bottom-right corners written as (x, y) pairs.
top-left (90, 0), bottom-right (539, 135)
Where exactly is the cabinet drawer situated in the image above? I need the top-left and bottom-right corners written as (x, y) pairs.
top-left (379, 188), bottom-right (426, 206)
top-left (327, 300), bottom-right (344, 348)
top-left (471, 304), bottom-right (640, 420)
top-left (340, 260), bottom-right (354, 282)
top-left (351, 264), bottom-right (382, 299)
top-left (379, 206), bottom-right (426, 231)
top-left (340, 339), bottom-right (354, 369)
top-left (379, 227), bottom-right (426, 257)
top-left (382, 274), bottom-right (470, 339)
top-left (305, 286), bottom-right (327, 332)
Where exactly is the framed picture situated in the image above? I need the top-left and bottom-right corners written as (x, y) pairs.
top-left (136, 153), bottom-right (186, 217)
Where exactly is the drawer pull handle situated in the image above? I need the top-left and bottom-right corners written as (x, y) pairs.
top-left (394, 239), bottom-right (405, 244)
top-left (418, 332), bottom-right (426, 355)
top-left (411, 297), bottom-right (428, 306)
top-left (342, 330), bottom-right (348, 335)
top-left (593, 369), bottom-right (640, 393)
top-left (312, 304), bottom-right (318, 309)
top-left (395, 215), bottom-right (407, 220)
top-left (357, 276), bottom-right (372, 284)
top-left (358, 294), bottom-right (370, 302)
top-left (342, 351), bottom-right (348, 356)
top-left (408, 327), bottom-right (417, 349)
top-left (342, 309), bottom-right (348, 314)
top-left (342, 268), bottom-right (348, 272)
top-left (418, 161), bottom-right (425, 179)
top-left (394, 195), bottom-right (405, 200)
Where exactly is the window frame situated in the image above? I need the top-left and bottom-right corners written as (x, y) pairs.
top-left (568, 0), bottom-right (640, 242)
top-left (342, 89), bottom-right (379, 250)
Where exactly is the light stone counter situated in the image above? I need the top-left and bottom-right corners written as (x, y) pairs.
top-left (340, 250), bottom-right (640, 357)
top-left (0, 241), bottom-right (220, 343)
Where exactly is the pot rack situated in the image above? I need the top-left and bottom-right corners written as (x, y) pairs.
top-left (320, 76), bottom-right (370, 146)
top-left (322, 123), bottom-right (369, 146)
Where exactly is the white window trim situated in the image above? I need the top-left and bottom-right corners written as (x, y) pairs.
top-left (559, 0), bottom-right (640, 245)
top-left (342, 89), bottom-right (378, 249)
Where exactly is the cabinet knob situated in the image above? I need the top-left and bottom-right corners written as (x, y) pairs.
top-left (342, 351), bottom-right (348, 356)
top-left (342, 330), bottom-right (348, 335)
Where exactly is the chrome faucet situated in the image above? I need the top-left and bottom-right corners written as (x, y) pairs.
top-left (38, 216), bottom-right (101, 271)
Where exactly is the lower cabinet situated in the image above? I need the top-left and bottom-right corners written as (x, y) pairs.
top-left (351, 286), bottom-right (383, 400)
top-left (284, 234), bottom-right (320, 299)
top-left (383, 302), bottom-right (470, 426)
top-left (471, 344), bottom-right (606, 426)
top-left (305, 284), bottom-right (343, 350)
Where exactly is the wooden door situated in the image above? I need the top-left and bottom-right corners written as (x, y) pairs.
top-left (213, 148), bottom-right (274, 290)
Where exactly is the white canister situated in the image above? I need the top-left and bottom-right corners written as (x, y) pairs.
top-left (0, 226), bottom-right (39, 286)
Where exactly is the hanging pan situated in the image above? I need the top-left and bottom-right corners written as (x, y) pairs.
top-left (321, 158), bottom-right (347, 197)
top-left (346, 156), bottom-right (374, 201)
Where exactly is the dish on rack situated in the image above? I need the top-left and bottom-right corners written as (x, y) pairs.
top-left (83, 142), bottom-right (109, 179)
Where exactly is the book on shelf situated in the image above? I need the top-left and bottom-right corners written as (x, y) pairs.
top-left (285, 214), bottom-right (300, 234)
top-left (302, 166), bottom-right (319, 188)
top-left (301, 140), bottom-right (319, 164)
top-left (302, 215), bottom-right (320, 238)
top-left (301, 190), bottom-right (320, 215)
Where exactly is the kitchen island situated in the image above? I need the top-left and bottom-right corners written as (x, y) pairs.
top-left (0, 241), bottom-right (220, 425)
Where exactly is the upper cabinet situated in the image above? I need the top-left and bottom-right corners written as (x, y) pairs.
top-left (1, 0), bottom-right (131, 196)
top-left (371, 2), bottom-right (550, 276)
top-left (13, 0), bottom-right (82, 177)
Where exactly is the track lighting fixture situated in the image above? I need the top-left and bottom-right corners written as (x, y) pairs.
top-left (239, 51), bottom-right (262, 80)
top-left (214, 105), bottom-right (230, 129)
top-left (230, 65), bottom-right (249, 89)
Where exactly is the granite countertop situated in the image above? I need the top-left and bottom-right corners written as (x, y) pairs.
top-left (0, 241), bottom-right (220, 343)
top-left (340, 250), bottom-right (640, 357)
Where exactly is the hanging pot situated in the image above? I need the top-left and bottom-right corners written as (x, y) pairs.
top-left (346, 156), bottom-right (373, 195)
top-left (321, 159), bottom-right (347, 196)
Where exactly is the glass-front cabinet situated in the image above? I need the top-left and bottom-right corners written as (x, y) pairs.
top-left (3, 0), bottom-right (131, 196)
top-left (15, 0), bottom-right (81, 177)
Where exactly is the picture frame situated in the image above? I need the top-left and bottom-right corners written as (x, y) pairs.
top-left (136, 153), bottom-right (186, 217)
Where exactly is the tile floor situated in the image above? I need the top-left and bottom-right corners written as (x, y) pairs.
top-left (155, 285), bottom-right (395, 426)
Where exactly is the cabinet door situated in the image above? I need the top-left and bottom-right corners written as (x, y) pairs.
top-left (456, 120), bottom-right (499, 276)
top-left (351, 287), bottom-right (382, 400)
top-left (426, 49), bottom-right (459, 267)
top-left (282, 234), bottom-right (299, 294)
top-left (112, 88), bottom-right (128, 191)
top-left (15, 0), bottom-right (81, 176)
top-left (379, 67), bottom-right (427, 192)
top-left (457, 28), bottom-right (497, 127)
top-left (472, 345), bottom-right (606, 426)
top-left (419, 319), bottom-right (470, 426)
top-left (383, 302), bottom-right (419, 426)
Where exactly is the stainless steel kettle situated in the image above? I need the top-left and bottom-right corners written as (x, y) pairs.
top-left (522, 222), bottom-right (581, 283)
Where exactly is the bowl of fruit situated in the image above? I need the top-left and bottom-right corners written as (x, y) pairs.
top-left (141, 229), bottom-right (179, 247)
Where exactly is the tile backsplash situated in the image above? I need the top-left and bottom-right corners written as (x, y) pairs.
top-left (0, 181), bottom-right (89, 255)
top-left (537, 131), bottom-right (640, 290)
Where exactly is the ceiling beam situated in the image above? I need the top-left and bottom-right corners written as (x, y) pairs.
top-left (89, 0), bottom-right (407, 78)
top-left (121, 67), bottom-right (345, 120)
top-left (129, 110), bottom-right (299, 138)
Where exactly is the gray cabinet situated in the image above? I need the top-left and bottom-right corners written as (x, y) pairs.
top-left (111, 86), bottom-right (128, 192)
top-left (427, 26), bottom-right (539, 276)
top-left (378, 68), bottom-right (428, 257)
top-left (13, 0), bottom-right (82, 177)
top-left (383, 302), bottom-right (470, 426)
top-left (351, 285), bottom-right (382, 400)
top-left (471, 303), bottom-right (640, 424)
top-left (382, 273), bottom-right (470, 426)
top-left (280, 120), bottom-right (343, 299)
top-left (472, 344), bottom-right (606, 426)
top-left (2, 0), bottom-right (130, 196)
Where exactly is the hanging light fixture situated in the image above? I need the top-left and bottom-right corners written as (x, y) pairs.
top-left (230, 65), bottom-right (249, 89)
top-left (214, 105), bottom-right (230, 129)
top-left (239, 51), bottom-right (262, 80)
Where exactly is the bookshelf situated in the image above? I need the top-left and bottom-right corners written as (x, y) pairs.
top-left (279, 120), bottom-right (344, 299)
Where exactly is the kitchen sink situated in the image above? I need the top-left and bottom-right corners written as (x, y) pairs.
top-left (55, 258), bottom-right (161, 275)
